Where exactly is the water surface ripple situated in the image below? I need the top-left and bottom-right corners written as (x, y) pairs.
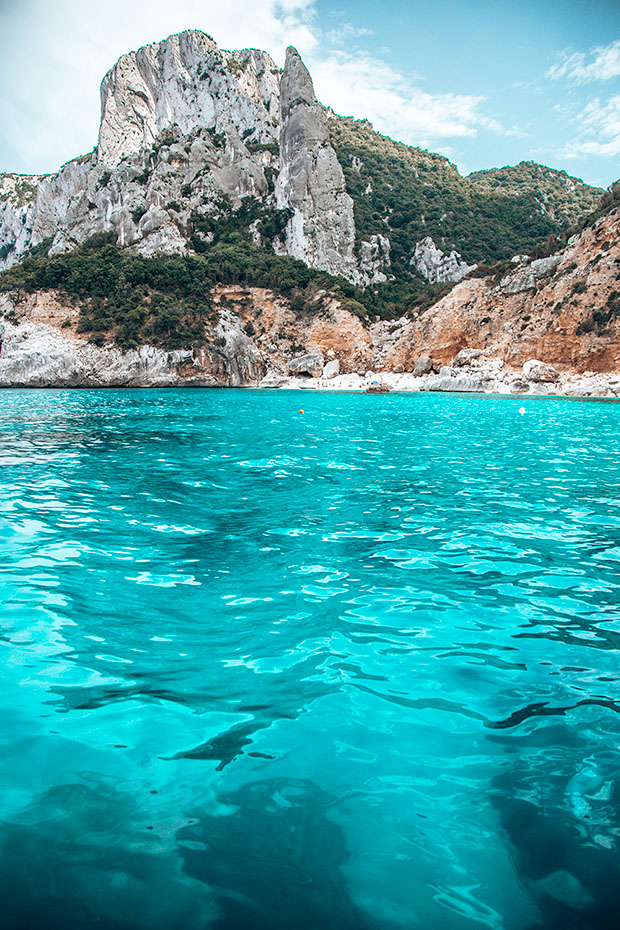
top-left (1, 389), bottom-right (619, 929)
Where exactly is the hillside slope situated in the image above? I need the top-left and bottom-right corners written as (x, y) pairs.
top-left (0, 29), bottom-right (602, 311)
top-left (328, 117), bottom-right (601, 270)
top-left (1, 200), bottom-right (618, 395)
top-left (467, 161), bottom-right (600, 227)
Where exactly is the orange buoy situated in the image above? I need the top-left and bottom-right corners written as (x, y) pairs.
top-left (519, 406), bottom-right (525, 415)
top-left (299, 409), bottom-right (304, 415)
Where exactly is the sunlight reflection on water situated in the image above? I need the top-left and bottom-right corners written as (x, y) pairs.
top-left (0, 388), bottom-right (619, 929)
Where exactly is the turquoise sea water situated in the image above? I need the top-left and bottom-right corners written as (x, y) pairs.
top-left (1, 388), bottom-right (619, 930)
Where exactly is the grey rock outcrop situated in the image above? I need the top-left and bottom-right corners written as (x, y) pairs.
top-left (322, 359), bottom-right (340, 379)
top-left (0, 32), bottom-right (364, 284)
top-left (509, 379), bottom-right (530, 394)
top-left (523, 359), bottom-right (560, 383)
top-left (288, 352), bottom-right (324, 377)
top-left (358, 234), bottom-right (391, 284)
top-left (530, 254), bottom-right (562, 277)
top-left (98, 31), bottom-right (280, 169)
top-left (425, 371), bottom-right (483, 392)
top-left (0, 303), bottom-right (269, 387)
top-left (411, 236), bottom-right (476, 284)
top-left (501, 273), bottom-right (537, 295)
top-left (453, 348), bottom-right (482, 367)
top-left (0, 320), bottom-right (211, 387)
top-left (500, 253), bottom-right (562, 295)
top-left (275, 47), bottom-right (358, 280)
top-left (413, 355), bottom-right (433, 376)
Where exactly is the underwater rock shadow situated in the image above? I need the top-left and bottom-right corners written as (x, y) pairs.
top-left (490, 729), bottom-right (620, 930)
top-left (0, 781), bottom-right (216, 930)
top-left (177, 777), bottom-right (379, 930)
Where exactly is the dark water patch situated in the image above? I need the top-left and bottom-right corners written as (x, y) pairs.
top-left (177, 779), bottom-right (378, 930)
top-left (488, 697), bottom-right (620, 729)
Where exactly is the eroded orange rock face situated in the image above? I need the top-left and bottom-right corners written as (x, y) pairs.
top-left (212, 208), bottom-right (620, 378)
top-left (17, 291), bottom-right (82, 338)
top-left (387, 207), bottom-right (620, 375)
top-left (212, 286), bottom-right (375, 374)
top-left (2, 206), bottom-right (618, 387)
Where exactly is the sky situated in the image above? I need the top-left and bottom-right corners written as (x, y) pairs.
top-left (0, 0), bottom-right (619, 187)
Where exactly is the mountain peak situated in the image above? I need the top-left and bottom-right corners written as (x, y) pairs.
top-left (97, 30), bottom-right (279, 168)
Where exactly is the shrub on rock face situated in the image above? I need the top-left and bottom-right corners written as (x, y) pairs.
top-left (523, 359), bottom-right (560, 382)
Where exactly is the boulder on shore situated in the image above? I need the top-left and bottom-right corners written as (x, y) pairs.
top-left (322, 359), bottom-right (340, 379)
top-left (413, 355), bottom-right (433, 376)
top-left (453, 348), bottom-right (482, 367)
top-left (288, 353), bottom-right (324, 377)
top-left (523, 359), bottom-right (560, 383)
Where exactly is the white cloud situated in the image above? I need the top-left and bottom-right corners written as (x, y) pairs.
top-left (307, 49), bottom-right (497, 148)
top-left (325, 22), bottom-right (373, 44)
top-left (0, 0), bottom-right (503, 174)
top-left (0, 0), bottom-right (316, 173)
top-left (559, 95), bottom-right (620, 159)
top-left (547, 40), bottom-right (620, 84)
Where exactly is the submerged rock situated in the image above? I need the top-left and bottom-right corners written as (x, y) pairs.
top-left (534, 870), bottom-right (594, 910)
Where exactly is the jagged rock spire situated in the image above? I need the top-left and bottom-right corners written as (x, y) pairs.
top-left (275, 47), bottom-right (358, 279)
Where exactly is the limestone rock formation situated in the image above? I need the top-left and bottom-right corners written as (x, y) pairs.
top-left (501, 273), bottom-right (536, 295)
top-left (98, 31), bottom-right (280, 168)
top-left (523, 359), bottom-right (560, 383)
top-left (358, 234), bottom-right (391, 285)
top-left (2, 199), bottom-right (620, 398)
top-left (0, 32), bottom-right (360, 283)
top-left (453, 348), bottom-right (482, 367)
top-left (288, 353), bottom-right (325, 377)
top-left (0, 319), bottom-right (210, 387)
top-left (1, 30), bottom-right (618, 397)
top-left (410, 237), bottom-right (477, 284)
top-left (500, 254), bottom-right (563, 295)
top-left (322, 359), bottom-right (340, 379)
top-left (275, 47), bottom-right (357, 280)
top-left (413, 355), bottom-right (433, 376)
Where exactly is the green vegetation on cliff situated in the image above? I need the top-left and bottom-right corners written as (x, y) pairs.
top-left (1, 135), bottom-right (607, 341)
top-left (0, 217), bottom-right (449, 350)
top-left (467, 161), bottom-right (602, 228)
top-left (327, 115), bottom-right (602, 266)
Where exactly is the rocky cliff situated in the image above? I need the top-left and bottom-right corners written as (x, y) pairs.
top-left (1, 201), bottom-right (618, 395)
top-left (0, 31), bottom-right (602, 285)
top-left (0, 28), bottom-right (616, 394)
top-left (275, 48), bottom-right (358, 280)
top-left (97, 32), bottom-right (280, 169)
top-left (0, 31), bottom-right (378, 286)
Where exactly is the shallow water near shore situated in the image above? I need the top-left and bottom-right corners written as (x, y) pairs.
top-left (1, 388), bottom-right (619, 929)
